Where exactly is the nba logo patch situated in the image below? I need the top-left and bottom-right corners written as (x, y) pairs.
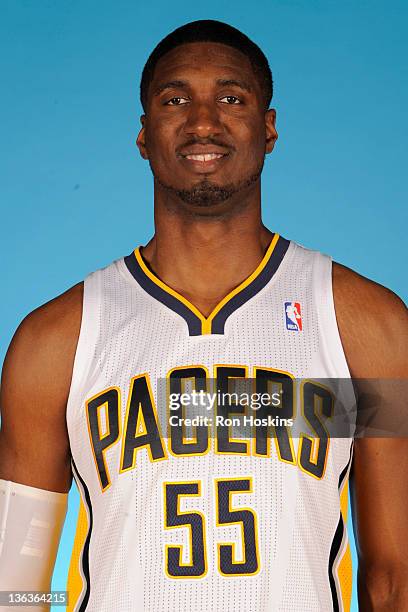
top-left (285, 302), bottom-right (303, 331)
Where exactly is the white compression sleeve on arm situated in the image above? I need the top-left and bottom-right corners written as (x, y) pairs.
top-left (0, 479), bottom-right (68, 590)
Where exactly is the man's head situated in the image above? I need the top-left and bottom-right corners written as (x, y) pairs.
top-left (140, 20), bottom-right (273, 112)
top-left (137, 20), bottom-right (278, 217)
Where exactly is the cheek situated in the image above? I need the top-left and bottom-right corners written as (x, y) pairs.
top-left (234, 121), bottom-right (266, 163)
top-left (145, 122), bottom-right (173, 160)
top-left (144, 121), bottom-right (189, 184)
top-left (249, 118), bottom-right (267, 147)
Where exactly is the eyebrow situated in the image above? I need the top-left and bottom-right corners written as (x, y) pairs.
top-left (153, 77), bottom-right (253, 97)
top-left (153, 80), bottom-right (188, 96)
top-left (216, 79), bottom-right (252, 93)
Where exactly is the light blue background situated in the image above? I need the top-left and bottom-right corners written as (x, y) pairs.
top-left (1, 1), bottom-right (407, 610)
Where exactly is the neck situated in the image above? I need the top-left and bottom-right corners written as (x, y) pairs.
top-left (141, 183), bottom-right (273, 317)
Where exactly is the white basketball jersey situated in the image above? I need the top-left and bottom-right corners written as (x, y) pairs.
top-left (66, 235), bottom-right (354, 612)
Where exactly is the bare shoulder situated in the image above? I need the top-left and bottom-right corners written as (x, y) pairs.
top-left (19, 281), bottom-right (83, 331)
top-left (5, 282), bottom-right (83, 363)
top-left (332, 262), bottom-right (407, 377)
top-left (0, 283), bottom-right (83, 490)
top-left (2, 282), bottom-right (84, 408)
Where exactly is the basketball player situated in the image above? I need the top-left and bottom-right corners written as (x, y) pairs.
top-left (0, 20), bottom-right (407, 612)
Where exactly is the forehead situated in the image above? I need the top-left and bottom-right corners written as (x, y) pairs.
top-left (151, 42), bottom-right (256, 85)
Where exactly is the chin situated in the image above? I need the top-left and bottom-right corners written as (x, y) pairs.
top-left (155, 165), bottom-right (263, 211)
top-left (178, 181), bottom-right (234, 206)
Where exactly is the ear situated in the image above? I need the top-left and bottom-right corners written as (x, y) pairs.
top-left (265, 108), bottom-right (278, 154)
top-left (136, 115), bottom-right (149, 160)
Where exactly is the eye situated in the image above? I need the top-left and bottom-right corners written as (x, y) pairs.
top-left (219, 95), bottom-right (242, 105)
top-left (165, 97), bottom-right (189, 106)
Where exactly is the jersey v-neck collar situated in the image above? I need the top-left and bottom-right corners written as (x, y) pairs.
top-left (124, 234), bottom-right (290, 336)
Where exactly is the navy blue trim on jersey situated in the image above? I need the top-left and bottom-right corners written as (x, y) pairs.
top-left (124, 251), bottom-right (202, 336)
top-left (124, 235), bottom-right (290, 336)
top-left (329, 517), bottom-right (344, 612)
top-left (211, 236), bottom-right (290, 334)
top-left (72, 459), bottom-right (93, 612)
top-left (328, 442), bottom-right (354, 611)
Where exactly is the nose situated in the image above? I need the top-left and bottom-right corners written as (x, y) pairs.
top-left (183, 100), bottom-right (222, 138)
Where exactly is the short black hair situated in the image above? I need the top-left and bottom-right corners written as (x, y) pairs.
top-left (140, 20), bottom-right (273, 111)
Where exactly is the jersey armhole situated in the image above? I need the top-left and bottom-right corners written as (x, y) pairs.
top-left (66, 271), bottom-right (101, 417)
top-left (313, 253), bottom-right (352, 379)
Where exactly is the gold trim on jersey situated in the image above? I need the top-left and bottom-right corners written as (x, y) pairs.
top-left (134, 233), bottom-right (280, 335)
top-left (66, 497), bottom-right (88, 611)
top-left (337, 473), bottom-right (352, 611)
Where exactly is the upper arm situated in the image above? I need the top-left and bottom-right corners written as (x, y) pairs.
top-left (0, 283), bottom-right (83, 493)
top-left (333, 262), bottom-right (407, 378)
top-left (333, 263), bottom-right (408, 600)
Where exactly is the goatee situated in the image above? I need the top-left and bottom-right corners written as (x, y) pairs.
top-left (154, 163), bottom-right (264, 208)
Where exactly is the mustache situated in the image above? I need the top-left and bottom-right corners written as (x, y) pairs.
top-left (176, 137), bottom-right (236, 153)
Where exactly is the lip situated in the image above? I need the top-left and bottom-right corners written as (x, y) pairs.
top-left (178, 144), bottom-right (231, 157)
top-left (177, 144), bottom-right (232, 173)
top-left (184, 152), bottom-right (225, 162)
top-left (178, 153), bottom-right (230, 173)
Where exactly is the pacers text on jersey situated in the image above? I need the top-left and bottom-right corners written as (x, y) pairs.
top-left (84, 364), bottom-right (335, 492)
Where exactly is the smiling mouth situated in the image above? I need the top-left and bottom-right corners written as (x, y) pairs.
top-left (184, 153), bottom-right (226, 162)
